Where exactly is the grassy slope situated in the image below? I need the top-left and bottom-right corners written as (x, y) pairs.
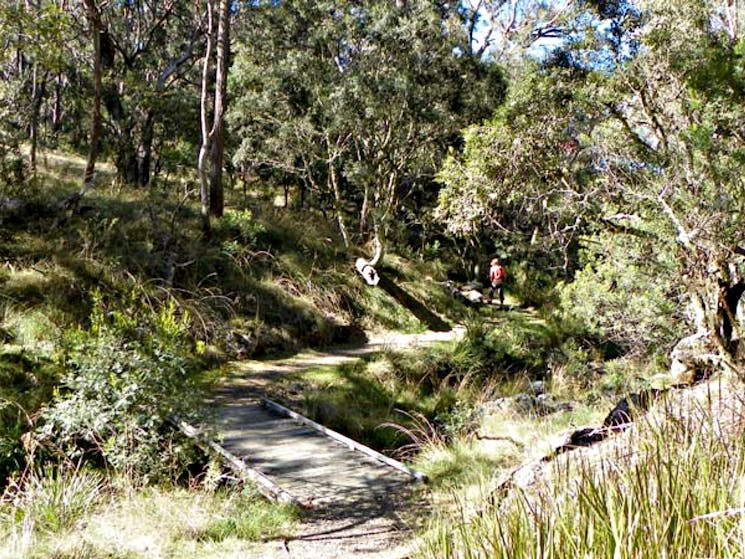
top-left (0, 149), bottom-right (473, 557)
top-left (414, 378), bottom-right (745, 559)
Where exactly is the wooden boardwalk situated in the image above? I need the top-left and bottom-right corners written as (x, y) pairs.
top-left (216, 396), bottom-right (416, 509)
top-left (210, 392), bottom-right (423, 558)
top-left (206, 330), bottom-right (466, 558)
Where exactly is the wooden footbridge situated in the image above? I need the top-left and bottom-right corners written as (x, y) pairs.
top-left (211, 395), bottom-right (426, 509)
top-left (181, 390), bottom-right (428, 558)
top-left (181, 330), bottom-right (464, 558)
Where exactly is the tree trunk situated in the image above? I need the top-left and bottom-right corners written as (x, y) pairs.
top-left (136, 110), bottom-right (154, 187)
top-left (208, 0), bottom-right (230, 218)
top-left (29, 63), bottom-right (47, 172)
top-left (673, 272), bottom-right (745, 381)
top-left (116, 130), bottom-right (138, 185)
top-left (718, 280), bottom-right (745, 350)
top-left (198, 0), bottom-right (214, 235)
top-left (360, 184), bottom-right (370, 234)
top-left (329, 161), bottom-right (349, 248)
top-left (52, 74), bottom-right (63, 137)
top-left (82, 0), bottom-right (103, 187)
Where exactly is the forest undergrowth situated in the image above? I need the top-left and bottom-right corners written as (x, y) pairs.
top-left (0, 149), bottom-right (733, 559)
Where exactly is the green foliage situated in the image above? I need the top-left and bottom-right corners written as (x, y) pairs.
top-left (434, 61), bottom-right (600, 256)
top-left (218, 209), bottom-right (265, 262)
top-left (509, 259), bottom-right (557, 309)
top-left (300, 360), bottom-right (414, 451)
top-left (0, 349), bottom-right (59, 489)
top-left (434, 0), bottom-right (745, 377)
top-left (455, 313), bottom-right (559, 382)
top-left (230, 0), bottom-right (504, 244)
top-left (0, 146), bottom-right (27, 191)
top-left (38, 292), bottom-right (205, 482)
top-left (556, 231), bottom-right (685, 357)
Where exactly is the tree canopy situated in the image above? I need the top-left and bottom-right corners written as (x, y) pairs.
top-left (1, 0), bottom-right (744, 377)
top-left (228, 0), bottom-right (505, 250)
top-left (436, 0), bottom-right (745, 372)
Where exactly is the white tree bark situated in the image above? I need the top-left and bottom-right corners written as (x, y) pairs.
top-left (197, 0), bottom-right (214, 234)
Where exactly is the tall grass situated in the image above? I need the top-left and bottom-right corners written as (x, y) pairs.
top-left (0, 476), bottom-right (298, 559)
top-left (1, 465), bottom-right (104, 557)
top-left (416, 382), bottom-right (745, 558)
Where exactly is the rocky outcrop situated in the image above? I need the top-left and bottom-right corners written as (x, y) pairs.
top-left (479, 384), bottom-right (573, 417)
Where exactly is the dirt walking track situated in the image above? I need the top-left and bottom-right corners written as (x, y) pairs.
top-left (209, 327), bottom-right (465, 559)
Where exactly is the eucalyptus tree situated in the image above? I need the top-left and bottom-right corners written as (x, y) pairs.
top-left (229, 0), bottom-right (504, 274)
top-left (436, 0), bottom-right (745, 375)
top-left (198, 0), bottom-right (231, 232)
top-left (463, 0), bottom-right (576, 60)
top-left (0, 1), bottom-right (75, 176)
top-left (595, 0), bottom-right (745, 374)
top-left (436, 60), bottom-right (604, 274)
top-left (80, 0), bottom-right (104, 189)
top-left (76, 0), bottom-right (201, 187)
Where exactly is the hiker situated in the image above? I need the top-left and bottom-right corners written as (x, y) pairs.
top-left (488, 258), bottom-right (506, 308)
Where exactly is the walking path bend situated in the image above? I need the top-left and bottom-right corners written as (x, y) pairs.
top-left (209, 327), bottom-right (465, 559)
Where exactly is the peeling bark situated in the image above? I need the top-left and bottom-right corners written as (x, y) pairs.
top-left (208, 0), bottom-right (230, 218)
top-left (197, 0), bottom-right (214, 235)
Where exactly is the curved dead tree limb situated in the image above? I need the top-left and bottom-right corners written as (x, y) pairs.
top-left (355, 234), bottom-right (382, 286)
top-left (355, 220), bottom-right (385, 286)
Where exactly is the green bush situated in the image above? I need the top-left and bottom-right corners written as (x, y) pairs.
top-left (38, 292), bottom-right (205, 482)
top-left (0, 351), bottom-right (59, 488)
top-left (510, 260), bottom-right (557, 309)
top-left (0, 145), bottom-right (27, 192)
top-left (556, 231), bottom-right (684, 357)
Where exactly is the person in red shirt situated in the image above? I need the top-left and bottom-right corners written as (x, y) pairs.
top-left (488, 258), bottom-right (506, 308)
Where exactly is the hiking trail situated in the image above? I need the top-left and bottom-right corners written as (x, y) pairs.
top-left (208, 327), bottom-right (465, 559)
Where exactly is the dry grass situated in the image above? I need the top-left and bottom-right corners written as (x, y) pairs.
top-left (1, 480), bottom-right (298, 559)
top-left (415, 376), bottom-right (745, 558)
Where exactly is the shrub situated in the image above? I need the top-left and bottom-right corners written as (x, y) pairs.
top-left (510, 259), bottom-right (557, 309)
top-left (38, 292), bottom-right (205, 482)
top-left (0, 145), bottom-right (27, 192)
top-left (0, 350), bottom-right (59, 489)
top-left (556, 231), bottom-right (684, 357)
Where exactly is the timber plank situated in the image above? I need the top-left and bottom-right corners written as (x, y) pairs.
top-left (215, 398), bottom-right (419, 505)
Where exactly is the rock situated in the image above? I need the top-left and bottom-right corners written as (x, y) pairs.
top-left (443, 280), bottom-right (466, 302)
top-left (462, 289), bottom-right (484, 303)
top-left (535, 394), bottom-right (573, 414)
top-left (481, 392), bottom-right (573, 417)
top-left (602, 398), bottom-right (633, 429)
top-left (669, 331), bottom-right (717, 385)
top-left (530, 380), bottom-right (546, 395)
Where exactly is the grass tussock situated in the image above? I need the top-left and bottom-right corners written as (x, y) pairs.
top-left (0, 475), bottom-right (298, 559)
top-left (415, 380), bottom-right (745, 559)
